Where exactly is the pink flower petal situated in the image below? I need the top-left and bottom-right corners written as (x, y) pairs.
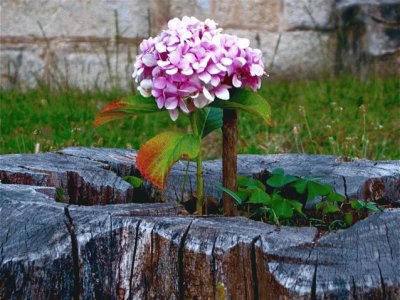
top-left (153, 77), bottom-right (167, 89)
top-left (179, 100), bottom-right (190, 113)
top-left (234, 57), bottom-right (247, 67)
top-left (169, 50), bottom-right (181, 65)
top-left (156, 97), bottom-right (165, 109)
top-left (165, 97), bottom-right (178, 109)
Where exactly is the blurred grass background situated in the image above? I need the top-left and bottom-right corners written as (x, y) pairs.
top-left (1, 76), bottom-right (399, 160)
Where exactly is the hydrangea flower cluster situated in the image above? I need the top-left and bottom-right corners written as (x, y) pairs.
top-left (132, 16), bottom-right (265, 121)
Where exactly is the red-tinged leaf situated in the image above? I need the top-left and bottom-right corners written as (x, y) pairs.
top-left (94, 94), bottom-right (160, 128)
top-left (136, 131), bottom-right (200, 189)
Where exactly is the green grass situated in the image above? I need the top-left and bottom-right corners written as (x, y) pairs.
top-left (1, 76), bottom-right (399, 160)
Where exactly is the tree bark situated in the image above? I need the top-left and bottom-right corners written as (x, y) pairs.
top-left (222, 109), bottom-right (238, 216)
top-left (1, 184), bottom-right (399, 299)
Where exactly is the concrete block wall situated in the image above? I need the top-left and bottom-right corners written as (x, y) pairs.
top-left (0, 0), bottom-right (398, 89)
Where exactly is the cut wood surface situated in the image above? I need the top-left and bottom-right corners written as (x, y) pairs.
top-left (1, 147), bottom-right (395, 205)
top-left (1, 184), bottom-right (399, 299)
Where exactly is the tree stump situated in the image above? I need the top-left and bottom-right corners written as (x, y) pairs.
top-left (1, 148), bottom-right (399, 299)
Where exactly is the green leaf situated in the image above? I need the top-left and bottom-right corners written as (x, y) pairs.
top-left (293, 179), bottom-right (308, 194)
top-left (344, 213), bottom-right (354, 225)
top-left (271, 168), bottom-right (284, 175)
top-left (191, 107), bottom-right (223, 138)
top-left (293, 179), bottom-right (331, 201)
top-left (327, 191), bottom-right (345, 202)
top-left (237, 176), bottom-right (266, 190)
top-left (94, 94), bottom-right (161, 127)
top-left (136, 131), bottom-right (200, 189)
top-left (202, 108), bottom-right (223, 138)
top-left (287, 200), bottom-right (304, 216)
top-left (215, 184), bottom-right (243, 205)
top-left (307, 182), bottom-right (331, 201)
top-left (365, 202), bottom-right (380, 212)
top-left (123, 176), bottom-right (144, 188)
top-left (350, 200), bottom-right (365, 210)
top-left (315, 202), bottom-right (325, 211)
top-left (210, 88), bottom-right (272, 125)
top-left (248, 189), bottom-right (271, 204)
top-left (267, 173), bottom-right (298, 188)
top-left (270, 194), bottom-right (293, 218)
top-left (322, 203), bottom-right (340, 214)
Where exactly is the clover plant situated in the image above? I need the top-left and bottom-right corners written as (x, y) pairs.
top-left (216, 168), bottom-right (382, 229)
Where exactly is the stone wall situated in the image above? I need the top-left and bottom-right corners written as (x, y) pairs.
top-left (0, 0), bottom-right (399, 89)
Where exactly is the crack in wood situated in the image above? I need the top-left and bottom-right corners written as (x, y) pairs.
top-left (377, 264), bottom-right (386, 299)
top-left (64, 206), bottom-right (81, 300)
top-left (311, 262), bottom-right (318, 300)
top-left (342, 176), bottom-right (349, 200)
top-left (250, 235), bottom-right (261, 300)
top-left (383, 223), bottom-right (393, 261)
top-left (128, 220), bottom-right (142, 300)
top-left (352, 276), bottom-right (357, 299)
top-left (178, 219), bottom-right (194, 300)
top-left (211, 236), bottom-right (218, 300)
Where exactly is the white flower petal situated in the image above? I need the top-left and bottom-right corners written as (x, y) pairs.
top-left (155, 42), bottom-right (167, 53)
top-left (235, 57), bottom-right (247, 67)
top-left (166, 67), bottom-right (178, 75)
top-left (250, 64), bottom-right (264, 76)
top-left (238, 38), bottom-right (250, 49)
top-left (142, 53), bottom-right (157, 67)
top-left (137, 86), bottom-right (151, 97)
top-left (221, 57), bottom-right (233, 66)
top-left (181, 68), bottom-right (194, 75)
top-left (203, 87), bottom-right (215, 102)
top-left (216, 63), bottom-right (227, 72)
top-left (207, 64), bottom-right (221, 75)
top-left (193, 95), bottom-right (209, 108)
top-left (232, 74), bottom-right (242, 88)
top-left (215, 86), bottom-right (230, 100)
top-left (210, 76), bottom-right (221, 87)
top-left (168, 109), bottom-right (179, 121)
top-left (157, 60), bottom-right (170, 67)
top-left (140, 79), bottom-right (152, 89)
top-left (199, 72), bottom-right (211, 84)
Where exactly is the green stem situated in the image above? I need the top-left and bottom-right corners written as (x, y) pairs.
top-left (190, 114), bottom-right (203, 215)
top-left (196, 150), bottom-right (203, 214)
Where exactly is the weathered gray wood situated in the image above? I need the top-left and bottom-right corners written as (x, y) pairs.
top-left (1, 184), bottom-right (399, 299)
top-left (0, 152), bottom-right (140, 205)
top-left (57, 147), bottom-right (400, 206)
